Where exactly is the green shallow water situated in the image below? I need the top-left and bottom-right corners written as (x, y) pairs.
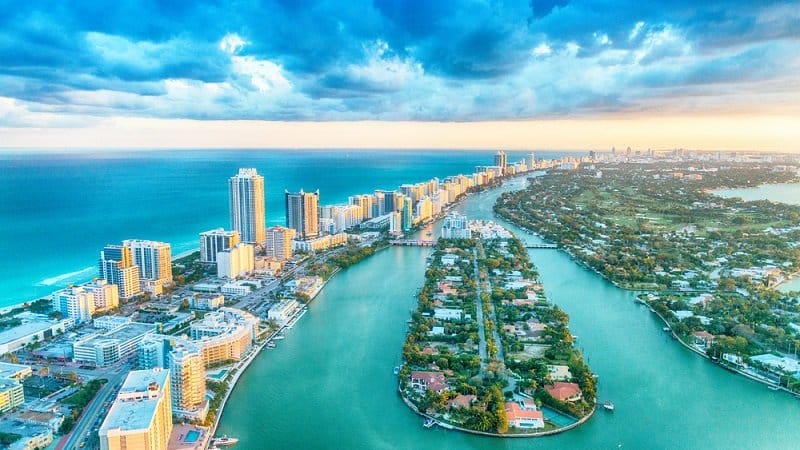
top-left (217, 180), bottom-right (800, 449)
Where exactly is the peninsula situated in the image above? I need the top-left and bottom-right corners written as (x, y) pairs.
top-left (399, 219), bottom-right (595, 436)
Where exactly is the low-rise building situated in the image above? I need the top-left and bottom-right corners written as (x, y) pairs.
top-left (267, 300), bottom-right (300, 325)
top-left (188, 294), bottom-right (225, 311)
top-left (0, 379), bottom-right (24, 413)
top-left (544, 382), bottom-right (582, 402)
top-left (0, 418), bottom-right (53, 450)
top-left (93, 315), bottom-right (133, 331)
top-left (83, 279), bottom-right (120, 312)
top-left (73, 323), bottom-right (156, 367)
top-left (0, 317), bottom-right (71, 354)
top-left (410, 371), bottom-right (447, 393)
top-left (189, 308), bottom-right (258, 366)
top-left (433, 308), bottom-right (463, 321)
top-left (504, 402), bottom-right (544, 429)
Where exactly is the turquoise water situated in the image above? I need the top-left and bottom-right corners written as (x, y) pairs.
top-left (208, 369), bottom-right (229, 380)
top-left (712, 182), bottom-right (800, 205)
top-left (216, 179), bottom-right (800, 449)
top-left (713, 183), bottom-right (800, 294)
top-left (0, 149), bottom-right (555, 307)
top-left (185, 430), bottom-right (200, 443)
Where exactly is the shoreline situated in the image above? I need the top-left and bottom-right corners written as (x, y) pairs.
top-left (398, 384), bottom-right (596, 438)
top-left (495, 208), bottom-right (800, 399)
top-left (208, 176), bottom-right (524, 441)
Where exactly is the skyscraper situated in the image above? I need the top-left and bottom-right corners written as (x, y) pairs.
top-left (285, 189), bottom-right (319, 239)
top-left (229, 168), bottom-right (266, 245)
top-left (529, 152), bottom-right (536, 169)
top-left (99, 245), bottom-right (141, 300)
top-left (199, 228), bottom-right (240, 263)
top-left (138, 335), bottom-right (206, 420)
top-left (401, 196), bottom-right (413, 231)
top-left (123, 239), bottom-right (172, 284)
top-left (266, 226), bottom-right (296, 261)
top-left (494, 150), bottom-right (508, 174)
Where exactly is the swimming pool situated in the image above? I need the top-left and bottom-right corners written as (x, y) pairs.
top-left (208, 369), bottom-right (228, 380)
top-left (185, 430), bottom-right (200, 443)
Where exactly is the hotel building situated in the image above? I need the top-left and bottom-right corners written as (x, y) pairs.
top-left (265, 226), bottom-right (296, 261)
top-left (229, 168), bottom-right (266, 245)
top-left (99, 369), bottom-right (172, 450)
top-left (199, 228), bottom-right (240, 263)
top-left (285, 189), bottom-right (320, 239)
top-left (51, 286), bottom-right (95, 323)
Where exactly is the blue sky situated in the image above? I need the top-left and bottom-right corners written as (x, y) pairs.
top-left (0, 1), bottom-right (799, 149)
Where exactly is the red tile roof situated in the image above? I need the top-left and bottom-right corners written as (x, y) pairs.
top-left (504, 402), bottom-right (544, 421)
top-left (544, 382), bottom-right (582, 402)
top-left (410, 371), bottom-right (447, 392)
top-left (448, 394), bottom-right (477, 409)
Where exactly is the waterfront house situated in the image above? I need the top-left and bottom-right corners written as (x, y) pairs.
top-left (433, 308), bottom-right (463, 321)
top-left (448, 394), bottom-right (476, 410)
top-left (429, 326), bottom-right (445, 336)
top-left (547, 364), bottom-right (573, 381)
top-left (410, 371), bottom-right (447, 394)
top-left (504, 402), bottom-right (544, 429)
top-left (692, 331), bottom-right (715, 347)
top-left (544, 382), bottom-right (582, 402)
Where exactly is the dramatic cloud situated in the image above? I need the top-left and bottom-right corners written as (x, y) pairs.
top-left (0, 0), bottom-right (798, 127)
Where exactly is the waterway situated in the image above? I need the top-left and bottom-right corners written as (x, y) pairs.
top-left (713, 183), bottom-right (800, 294)
top-left (217, 179), bottom-right (800, 449)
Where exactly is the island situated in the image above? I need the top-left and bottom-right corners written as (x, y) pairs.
top-left (495, 161), bottom-right (800, 394)
top-left (399, 220), bottom-right (596, 436)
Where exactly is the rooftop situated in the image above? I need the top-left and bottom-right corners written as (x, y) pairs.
top-left (75, 323), bottom-right (155, 347)
top-left (0, 319), bottom-right (65, 345)
top-left (101, 369), bottom-right (169, 433)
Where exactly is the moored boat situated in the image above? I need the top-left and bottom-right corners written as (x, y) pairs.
top-left (602, 401), bottom-right (615, 411)
top-left (423, 418), bottom-right (436, 428)
top-left (212, 435), bottom-right (239, 446)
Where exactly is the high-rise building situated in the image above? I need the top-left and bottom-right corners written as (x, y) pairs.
top-left (389, 211), bottom-right (403, 236)
top-left (199, 229), bottom-right (240, 263)
top-left (52, 286), bottom-right (95, 323)
top-left (285, 189), bottom-right (319, 239)
top-left (376, 190), bottom-right (402, 213)
top-left (442, 213), bottom-right (472, 239)
top-left (99, 369), bottom-right (172, 450)
top-left (83, 279), bottom-right (119, 312)
top-left (349, 194), bottom-right (374, 219)
top-left (401, 197), bottom-right (413, 231)
top-left (415, 196), bottom-right (433, 223)
top-left (217, 243), bottom-right (255, 279)
top-left (372, 191), bottom-right (385, 217)
top-left (529, 152), bottom-right (536, 169)
top-left (99, 245), bottom-right (141, 300)
top-left (494, 150), bottom-right (508, 174)
top-left (229, 168), bottom-right (266, 245)
top-left (138, 336), bottom-right (207, 420)
top-left (123, 239), bottom-right (172, 284)
top-left (265, 226), bottom-right (296, 261)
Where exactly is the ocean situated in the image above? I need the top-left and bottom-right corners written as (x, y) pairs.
top-left (0, 149), bottom-right (570, 307)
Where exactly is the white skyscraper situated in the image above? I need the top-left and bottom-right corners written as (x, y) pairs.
top-left (229, 168), bottom-right (266, 245)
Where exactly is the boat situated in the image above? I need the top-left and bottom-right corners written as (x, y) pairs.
top-left (662, 327), bottom-right (670, 332)
top-left (393, 366), bottom-right (400, 375)
top-left (602, 401), bottom-right (615, 411)
top-left (423, 418), bottom-right (436, 428)
top-left (212, 436), bottom-right (239, 446)
top-left (768, 385), bottom-right (780, 391)
top-left (274, 334), bottom-right (285, 340)
top-left (267, 342), bottom-right (276, 349)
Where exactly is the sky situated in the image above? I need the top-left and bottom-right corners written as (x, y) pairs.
top-left (1, 0), bottom-right (799, 151)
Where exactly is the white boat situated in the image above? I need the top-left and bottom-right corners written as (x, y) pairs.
top-left (393, 366), bottom-right (400, 375)
top-left (213, 435), bottom-right (239, 446)
top-left (423, 418), bottom-right (436, 428)
top-left (602, 401), bottom-right (615, 411)
top-left (768, 385), bottom-right (780, 391)
top-left (267, 342), bottom-right (276, 349)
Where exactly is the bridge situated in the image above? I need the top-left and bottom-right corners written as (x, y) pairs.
top-left (390, 239), bottom-right (435, 247)
top-left (524, 243), bottom-right (558, 249)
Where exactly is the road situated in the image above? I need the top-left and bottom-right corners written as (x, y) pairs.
top-left (56, 368), bottom-right (129, 450)
top-left (471, 249), bottom-right (489, 370)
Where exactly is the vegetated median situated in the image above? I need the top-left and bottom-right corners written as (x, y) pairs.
top-left (398, 231), bottom-right (595, 437)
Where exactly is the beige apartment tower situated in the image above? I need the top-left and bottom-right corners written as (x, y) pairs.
top-left (229, 168), bottom-right (266, 245)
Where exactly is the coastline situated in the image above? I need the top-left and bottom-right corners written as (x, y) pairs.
top-left (208, 177), bottom-right (519, 440)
